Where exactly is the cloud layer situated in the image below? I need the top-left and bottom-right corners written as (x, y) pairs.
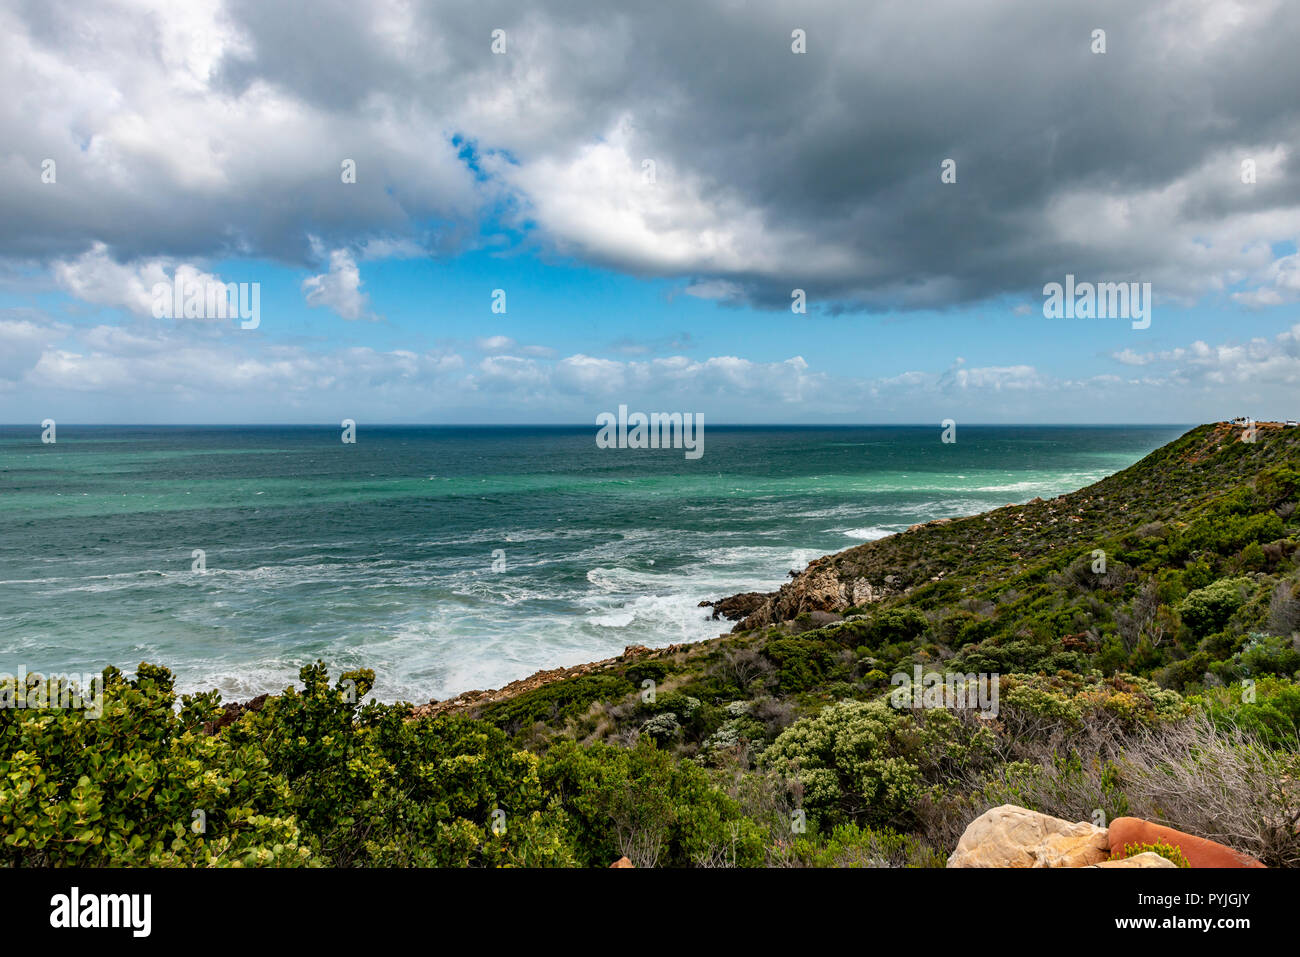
top-left (6, 307), bottom-right (1300, 424)
top-left (3, 0), bottom-right (1299, 311)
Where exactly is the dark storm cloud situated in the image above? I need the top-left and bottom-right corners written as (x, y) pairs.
top-left (2, 0), bottom-right (1298, 309)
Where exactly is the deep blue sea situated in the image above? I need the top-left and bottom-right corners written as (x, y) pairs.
top-left (0, 424), bottom-right (1187, 702)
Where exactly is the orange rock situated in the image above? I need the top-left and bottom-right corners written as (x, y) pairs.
top-left (610, 856), bottom-right (634, 868)
top-left (1108, 818), bottom-right (1264, 868)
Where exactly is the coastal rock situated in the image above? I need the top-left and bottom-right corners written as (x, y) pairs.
top-left (947, 805), bottom-right (1110, 868)
top-left (610, 856), bottom-right (634, 868)
top-left (699, 591), bottom-right (768, 621)
top-left (850, 578), bottom-right (885, 605)
top-left (1107, 817), bottom-right (1264, 868)
top-left (723, 559), bottom-right (898, 631)
top-left (205, 693), bottom-right (269, 734)
top-left (1091, 852), bottom-right (1178, 868)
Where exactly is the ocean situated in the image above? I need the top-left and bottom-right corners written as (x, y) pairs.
top-left (0, 424), bottom-right (1187, 703)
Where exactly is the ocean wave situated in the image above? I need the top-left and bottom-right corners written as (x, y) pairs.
top-left (843, 525), bottom-right (906, 540)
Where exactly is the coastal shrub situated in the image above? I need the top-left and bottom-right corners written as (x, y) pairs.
top-left (477, 673), bottom-right (636, 734)
top-left (0, 665), bottom-right (308, 867)
top-left (640, 691), bottom-right (720, 745)
top-left (356, 721), bottom-right (576, 867)
top-left (762, 700), bottom-right (996, 831)
top-left (229, 663), bottom-right (575, 867)
top-left (1178, 561), bottom-right (1217, 594)
top-left (1258, 465), bottom-right (1300, 508)
top-left (647, 691), bottom-right (701, 719)
top-left (773, 822), bottom-right (946, 868)
top-left (1177, 577), bottom-right (1254, 638)
top-left (539, 738), bottom-right (765, 867)
top-left (763, 638), bottom-right (852, 693)
top-left (640, 711), bottom-right (682, 742)
top-left (701, 720), bottom-right (744, 753)
top-left (748, 695), bottom-right (797, 738)
top-left (0, 661), bottom-right (582, 868)
top-left (1234, 632), bottom-right (1300, 679)
top-left (1267, 581), bottom-right (1300, 636)
top-left (997, 671), bottom-right (1189, 741)
top-left (975, 754), bottom-right (1130, 826)
top-left (1192, 677), bottom-right (1300, 749)
top-left (226, 663), bottom-right (383, 846)
top-left (952, 638), bottom-right (1087, 676)
top-left (860, 608), bottom-right (928, 647)
top-left (622, 660), bottom-right (675, 687)
top-left (910, 578), bottom-right (964, 608)
top-left (1177, 511), bottom-right (1284, 558)
top-left (715, 646), bottom-right (776, 693)
top-left (1239, 541), bottom-right (1267, 571)
top-left (1151, 650), bottom-right (1213, 691)
top-left (930, 610), bottom-right (995, 647)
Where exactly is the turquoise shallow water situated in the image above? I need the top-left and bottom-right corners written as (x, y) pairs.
top-left (0, 424), bottom-right (1187, 702)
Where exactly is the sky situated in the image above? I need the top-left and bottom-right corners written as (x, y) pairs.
top-left (1, 0), bottom-right (1299, 425)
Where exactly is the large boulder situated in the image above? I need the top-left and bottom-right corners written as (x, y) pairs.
top-left (948, 804), bottom-right (1110, 868)
top-left (727, 559), bottom-right (897, 631)
top-left (1107, 818), bottom-right (1264, 868)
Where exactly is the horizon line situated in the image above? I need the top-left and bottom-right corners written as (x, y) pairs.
top-left (1, 421), bottom-right (1203, 429)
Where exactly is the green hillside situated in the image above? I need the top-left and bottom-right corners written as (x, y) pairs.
top-left (5, 422), bottom-right (1299, 867)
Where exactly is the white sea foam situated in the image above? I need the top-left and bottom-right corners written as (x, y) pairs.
top-left (843, 525), bottom-right (905, 540)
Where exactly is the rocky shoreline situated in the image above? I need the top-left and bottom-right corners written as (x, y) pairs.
top-left (413, 508), bottom-right (961, 715)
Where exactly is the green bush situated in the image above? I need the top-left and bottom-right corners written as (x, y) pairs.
top-left (0, 662), bottom-right (581, 868)
top-left (539, 738), bottom-right (765, 867)
top-left (0, 665), bottom-right (307, 867)
top-left (776, 822), bottom-right (945, 868)
top-left (1177, 577), bottom-right (1254, 638)
top-left (1194, 677), bottom-right (1300, 749)
top-left (229, 663), bottom-right (575, 867)
top-left (1235, 633), bottom-right (1300, 679)
top-left (762, 699), bottom-right (995, 831)
top-left (763, 638), bottom-right (851, 693)
top-left (862, 608), bottom-right (928, 647)
top-left (978, 755), bottom-right (1130, 825)
top-left (997, 671), bottom-right (1189, 736)
top-left (1258, 466), bottom-right (1300, 508)
top-left (477, 673), bottom-right (635, 734)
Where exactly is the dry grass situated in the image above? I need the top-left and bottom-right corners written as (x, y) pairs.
top-left (1119, 713), bottom-right (1300, 867)
top-left (919, 712), bottom-right (1300, 867)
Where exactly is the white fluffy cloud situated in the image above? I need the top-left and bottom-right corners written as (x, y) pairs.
top-left (52, 243), bottom-right (229, 318)
top-left (301, 247), bottom-right (373, 321)
top-left (486, 117), bottom-right (858, 281)
top-left (1109, 323), bottom-right (1300, 387)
